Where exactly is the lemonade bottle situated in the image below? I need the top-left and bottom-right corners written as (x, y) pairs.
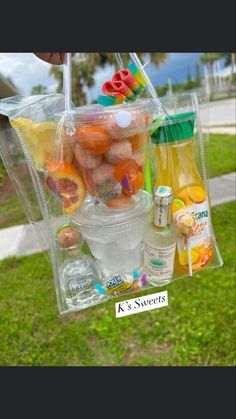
top-left (151, 112), bottom-right (213, 275)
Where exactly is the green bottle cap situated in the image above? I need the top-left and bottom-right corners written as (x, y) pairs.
top-left (151, 111), bottom-right (196, 144)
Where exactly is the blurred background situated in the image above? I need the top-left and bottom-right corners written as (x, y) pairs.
top-left (0, 52), bottom-right (235, 367)
top-left (0, 52), bottom-right (235, 103)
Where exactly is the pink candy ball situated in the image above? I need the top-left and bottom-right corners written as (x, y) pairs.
top-left (105, 140), bottom-right (132, 164)
top-left (92, 162), bottom-right (115, 185)
top-left (131, 150), bottom-right (145, 167)
top-left (74, 142), bottom-right (102, 169)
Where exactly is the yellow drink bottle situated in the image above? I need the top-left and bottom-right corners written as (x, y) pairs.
top-left (151, 112), bottom-right (213, 275)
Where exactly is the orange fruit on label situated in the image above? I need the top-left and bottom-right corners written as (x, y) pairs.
top-left (187, 185), bottom-right (207, 204)
top-left (46, 161), bottom-right (86, 214)
top-left (172, 198), bottom-right (185, 213)
top-left (177, 190), bottom-right (193, 207)
top-left (76, 125), bottom-right (110, 155)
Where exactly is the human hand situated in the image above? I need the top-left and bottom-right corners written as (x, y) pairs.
top-left (34, 53), bottom-right (65, 65)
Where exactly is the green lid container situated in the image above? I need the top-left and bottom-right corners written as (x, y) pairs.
top-left (151, 111), bottom-right (196, 144)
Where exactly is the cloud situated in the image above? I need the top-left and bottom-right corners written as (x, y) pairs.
top-left (0, 53), bottom-right (57, 95)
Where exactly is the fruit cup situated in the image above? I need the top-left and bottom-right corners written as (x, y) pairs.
top-left (71, 191), bottom-right (153, 277)
top-left (69, 99), bottom-right (156, 210)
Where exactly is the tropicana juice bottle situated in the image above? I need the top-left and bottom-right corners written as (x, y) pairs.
top-left (151, 112), bottom-right (213, 275)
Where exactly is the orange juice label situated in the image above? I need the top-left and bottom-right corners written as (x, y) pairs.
top-left (172, 186), bottom-right (213, 270)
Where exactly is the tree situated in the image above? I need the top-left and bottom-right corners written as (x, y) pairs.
top-left (31, 85), bottom-right (48, 95)
top-left (220, 52), bottom-right (236, 83)
top-left (49, 53), bottom-right (168, 106)
top-left (220, 53), bottom-right (231, 67)
top-left (200, 53), bottom-right (222, 98)
top-left (186, 66), bottom-right (191, 84)
top-left (155, 83), bottom-right (169, 97)
top-left (6, 76), bottom-right (17, 90)
top-left (195, 64), bottom-right (201, 86)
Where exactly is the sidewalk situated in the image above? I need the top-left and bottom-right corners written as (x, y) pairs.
top-left (0, 172), bottom-right (235, 261)
top-left (203, 126), bottom-right (236, 135)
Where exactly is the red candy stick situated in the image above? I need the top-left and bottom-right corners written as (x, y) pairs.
top-left (113, 69), bottom-right (140, 93)
top-left (102, 81), bottom-right (125, 98)
top-left (112, 80), bottom-right (136, 100)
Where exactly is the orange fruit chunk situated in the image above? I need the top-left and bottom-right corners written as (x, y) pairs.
top-left (123, 171), bottom-right (145, 196)
top-left (127, 131), bottom-right (148, 151)
top-left (106, 195), bottom-right (132, 208)
top-left (114, 159), bottom-right (143, 195)
top-left (46, 161), bottom-right (86, 214)
top-left (114, 159), bottom-right (139, 182)
top-left (76, 125), bottom-right (110, 155)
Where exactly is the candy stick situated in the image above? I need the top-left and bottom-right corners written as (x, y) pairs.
top-left (121, 176), bottom-right (131, 191)
top-left (129, 53), bottom-right (168, 116)
top-left (186, 237), bottom-right (193, 277)
top-left (102, 81), bottom-right (125, 98)
top-left (145, 158), bottom-right (152, 193)
top-left (113, 70), bottom-right (144, 95)
top-left (112, 80), bottom-right (136, 101)
top-left (128, 63), bottom-right (147, 88)
top-left (97, 95), bottom-right (123, 106)
top-left (141, 273), bottom-right (148, 286)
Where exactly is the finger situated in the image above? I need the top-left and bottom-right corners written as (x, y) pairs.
top-left (34, 53), bottom-right (65, 65)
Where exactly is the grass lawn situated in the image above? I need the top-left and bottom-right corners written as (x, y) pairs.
top-left (0, 201), bottom-right (235, 366)
top-left (0, 191), bottom-right (39, 228)
top-left (207, 134), bottom-right (236, 178)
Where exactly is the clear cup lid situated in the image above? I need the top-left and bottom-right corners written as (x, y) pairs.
top-left (71, 190), bottom-right (153, 230)
top-left (55, 99), bottom-right (158, 139)
top-left (70, 99), bottom-right (156, 124)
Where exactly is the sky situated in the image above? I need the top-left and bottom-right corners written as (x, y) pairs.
top-left (0, 53), bottom-right (58, 94)
top-left (0, 52), bottom-right (209, 101)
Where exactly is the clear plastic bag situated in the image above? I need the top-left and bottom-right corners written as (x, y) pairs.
top-left (0, 94), bottom-right (70, 313)
top-left (0, 54), bottom-right (223, 316)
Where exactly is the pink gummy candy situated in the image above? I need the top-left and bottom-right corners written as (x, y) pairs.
top-left (131, 150), bottom-right (145, 167)
top-left (105, 140), bottom-right (132, 164)
top-left (74, 143), bottom-right (102, 169)
top-left (92, 162), bottom-right (115, 185)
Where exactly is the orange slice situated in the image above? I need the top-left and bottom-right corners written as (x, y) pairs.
top-left (172, 198), bottom-right (185, 213)
top-left (46, 161), bottom-right (86, 214)
top-left (177, 190), bottom-right (193, 207)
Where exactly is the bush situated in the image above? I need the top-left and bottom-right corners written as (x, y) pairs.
top-left (0, 158), bottom-right (7, 187)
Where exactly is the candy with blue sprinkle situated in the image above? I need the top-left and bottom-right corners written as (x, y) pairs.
top-left (94, 284), bottom-right (106, 294)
